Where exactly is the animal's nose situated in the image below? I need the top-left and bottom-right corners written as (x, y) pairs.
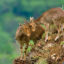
top-left (32, 28), bottom-right (35, 32)
top-left (27, 33), bottom-right (30, 37)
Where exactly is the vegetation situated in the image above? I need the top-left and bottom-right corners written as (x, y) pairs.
top-left (61, 0), bottom-right (64, 9)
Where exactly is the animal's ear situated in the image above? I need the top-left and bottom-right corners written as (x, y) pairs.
top-left (19, 23), bottom-right (22, 26)
top-left (24, 18), bottom-right (29, 24)
top-left (30, 17), bottom-right (34, 22)
top-left (24, 20), bottom-right (28, 24)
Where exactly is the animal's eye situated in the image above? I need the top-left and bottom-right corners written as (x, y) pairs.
top-left (29, 25), bottom-right (32, 28)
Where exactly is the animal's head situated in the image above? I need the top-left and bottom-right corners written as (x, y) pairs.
top-left (22, 23), bottom-right (31, 37)
top-left (29, 17), bottom-right (36, 32)
top-left (16, 22), bottom-right (31, 40)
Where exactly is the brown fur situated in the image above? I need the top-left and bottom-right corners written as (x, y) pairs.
top-left (16, 20), bottom-right (45, 60)
top-left (16, 21), bottom-right (45, 46)
top-left (16, 24), bottom-right (31, 47)
top-left (36, 8), bottom-right (64, 31)
top-left (35, 8), bottom-right (64, 41)
top-left (30, 23), bottom-right (45, 43)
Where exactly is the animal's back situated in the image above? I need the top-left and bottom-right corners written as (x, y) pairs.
top-left (35, 8), bottom-right (64, 25)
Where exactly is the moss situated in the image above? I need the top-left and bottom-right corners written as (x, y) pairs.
top-left (35, 58), bottom-right (48, 64)
top-left (60, 41), bottom-right (64, 45)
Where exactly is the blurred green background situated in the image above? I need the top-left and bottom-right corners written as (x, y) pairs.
top-left (0, 0), bottom-right (63, 64)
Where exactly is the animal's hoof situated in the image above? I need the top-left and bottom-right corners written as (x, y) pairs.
top-left (45, 38), bottom-right (48, 42)
top-left (55, 35), bottom-right (59, 41)
top-left (20, 57), bottom-right (26, 61)
top-left (20, 55), bottom-right (26, 61)
top-left (20, 57), bottom-right (23, 60)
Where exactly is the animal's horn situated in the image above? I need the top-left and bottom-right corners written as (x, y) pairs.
top-left (24, 18), bottom-right (28, 23)
top-left (30, 17), bottom-right (34, 21)
top-left (19, 23), bottom-right (22, 26)
top-left (24, 19), bottom-right (29, 25)
top-left (24, 20), bottom-right (28, 23)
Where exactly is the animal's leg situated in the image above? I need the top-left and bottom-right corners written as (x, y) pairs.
top-left (55, 25), bottom-right (61, 41)
top-left (20, 44), bottom-right (26, 60)
top-left (61, 24), bottom-right (64, 32)
top-left (56, 24), bottom-right (64, 41)
top-left (45, 31), bottom-right (49, 42)
top-left (23, 43), bottom-right (27, 60)
top-left (25, 43), bottom-right (29, 54)
top-left (58, 24), bottom-right (64, 38)
top-left (52, 20), bottom-right (60, 41)
top-left (20, 46), bottom-right (24, 60)
top-left (55, 34), bottom-right (60, 41)
top-left (45, 24), bottom-right (50, 42)
top-left (22, 43), bottom-right (29, 60)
